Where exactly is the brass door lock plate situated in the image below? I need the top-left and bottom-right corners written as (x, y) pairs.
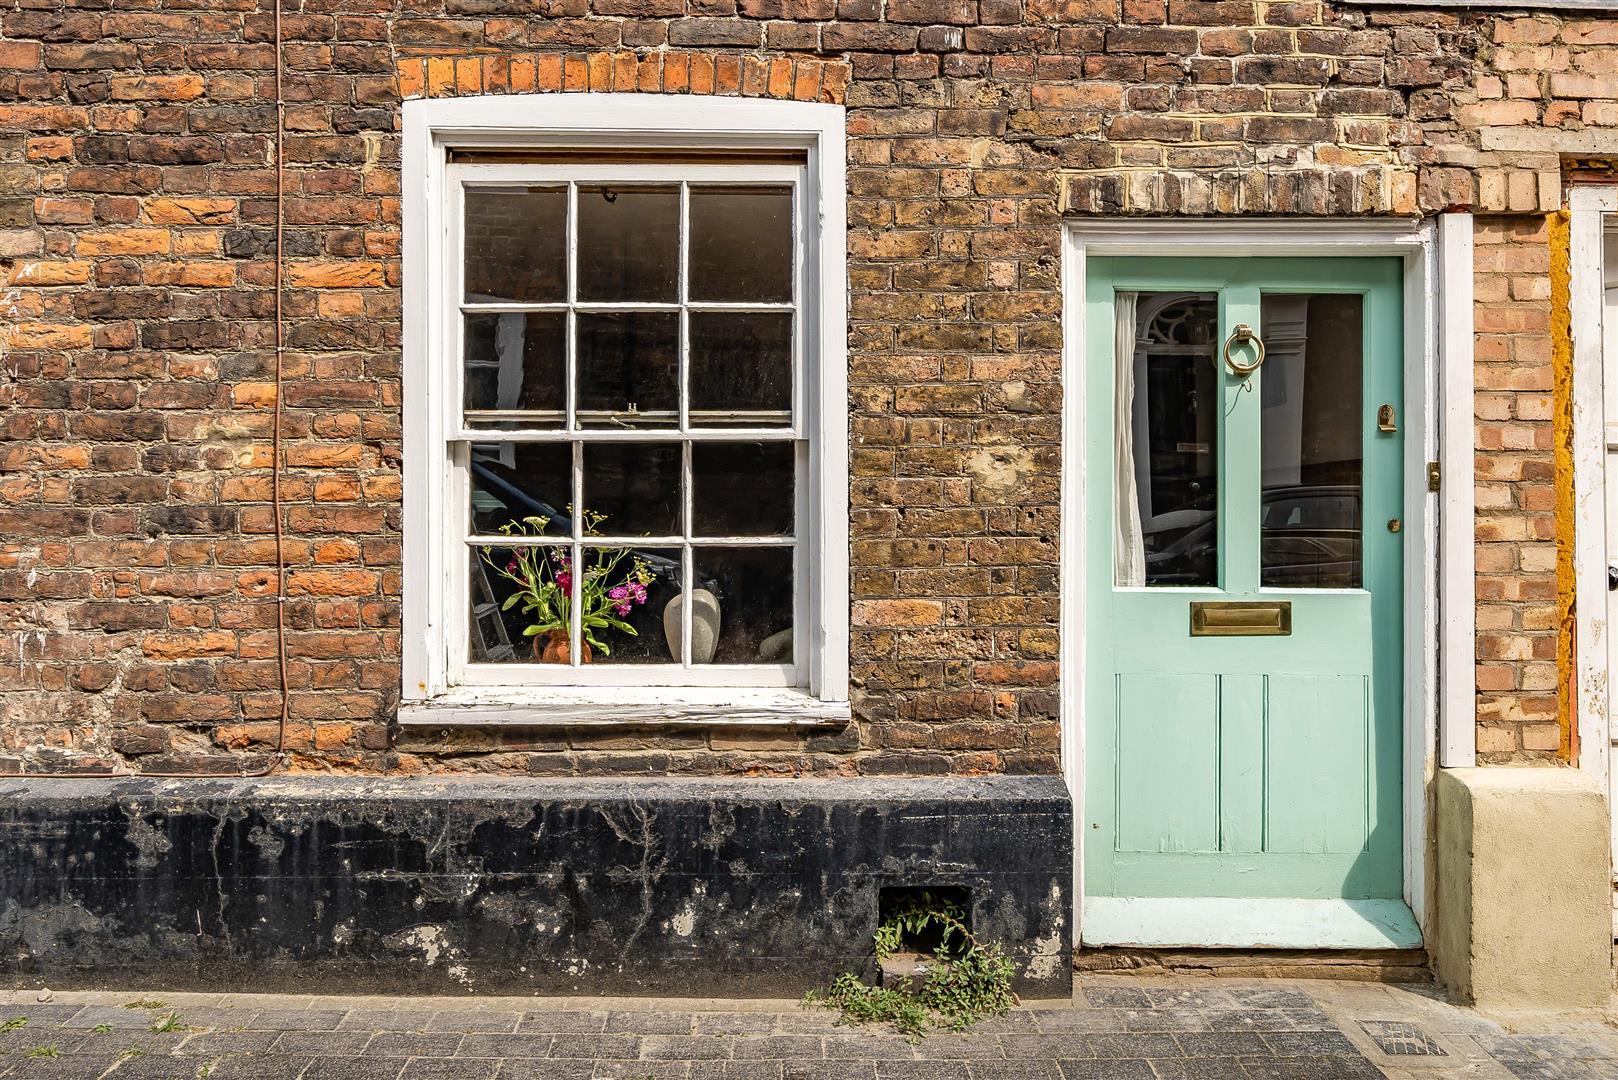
top-left (1377, 404), bottom-right (1397, 433)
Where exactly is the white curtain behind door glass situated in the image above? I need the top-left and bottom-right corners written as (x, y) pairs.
top-left (1114, 291), bottom-right (1145, 587)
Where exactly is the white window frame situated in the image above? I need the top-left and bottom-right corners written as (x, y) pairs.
top-left (401, 94), bottom-right (849, 728)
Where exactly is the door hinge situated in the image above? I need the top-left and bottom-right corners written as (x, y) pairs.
top-left (1426, 461), bottom-right (1441, 493)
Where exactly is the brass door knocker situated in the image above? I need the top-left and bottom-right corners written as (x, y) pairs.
top-left (1223, 323), bottom-right (1266, 377)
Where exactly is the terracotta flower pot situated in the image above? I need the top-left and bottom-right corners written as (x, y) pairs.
top-left (535, 630), bottom-right (591, 664)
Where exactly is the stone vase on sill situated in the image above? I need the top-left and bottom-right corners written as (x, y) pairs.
top-left (663, 589), bottom-right (721, 664)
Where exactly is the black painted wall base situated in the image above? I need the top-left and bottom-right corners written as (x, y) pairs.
top-left (0, 775), bottom-right (1072, 998)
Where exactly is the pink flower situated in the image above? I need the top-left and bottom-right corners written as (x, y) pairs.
top-left (506, 556), bottom-right (519, 574)
top-left (629, 582), bottom-right (648, 605)
top-left (614, 602), bottom-right (632, 616)
top-left (556, 570), bottom-right (572, 592)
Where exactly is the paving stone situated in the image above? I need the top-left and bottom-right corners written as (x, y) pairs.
top-left (100, 1056), bottom-right (201, 1080)
top-left (1029, 1012), bottom-right (1124, 1033)
top-left (1145, 1058), bottom-right (1246, 1079)
top-left (1170, 1032), bottom-right (1270, 1058)
top-left (249, 1010), bottom-right (348, 1032)
top-left (783, 1064), bottom-right (877, 1080)
top-left (5, 1053), bottom-right (125, 1080)
top-left (0, 1006), bottom-right (81, 1026)
top-left (338, 1009), bottom-right (441, 1032)
top-left (1260, 1031), bottom-right (1362, 1056)
top-left (726, 1035), bottom-right (825, 1059)
top-left (1056, 1061), bottom-right (1156, 1080)
top-left (515, 1013), bottom-right (609, 1035)
top-left (1236, 1055), bottom-right (1381, 1080)
top-left (548, 1035), bottom-right (642, 1060)
top-left (965, 1064), bottom-right (1064, 1080)
top-left (1141, 990), bottom-right (1233, 1011)
top-left (605, 1012), bottom-right (695, 1035)
top-left (875, 1063), bottom-right (980, 1080)
top-left (640, 1035), bottom-right (733, 1060)
top-left (1084, 1034), bottom-right (1183, 1059)
top-left (488, 1061), bottom-right (592, 1080)
top-left (1221, 989), bottom-right (1314, 1010)
top-left (1204, 1009), bottom-right (1329, 1033)
top-left (398, 1060), bottom-right (500, 1080)
top-left (269, 1030), bottom-right (375, 1055)
top-left (179, 1030), bottom-right (283, 1054)
top-left (425, 1011), bottom-right (523, 1034)
top-left (459, 1034), bottom-right (555, 1058)
top-left (295, 1059), bottom-right (406, 1080)
top-left (62, 1005), bottom-right (161, 1030)
top-left (590, 1064), bottom-right (689, 1080)
top-left (367, 1032), bottom-right (465, 1057)
top-left (691, 1014), bottom-right (779, 1036)
top-left (1080, 989), bottom-right (1152, 1010)
top-left (194, 1054), bottom-right (313, 1079)
top-left (1000, 1034), bottom-right (1090, 1059)
top-left (1118, 1009), bottom-right (1209, 1033)
top-left (823, 1034), bottom-right (917, 1060)
top-left (688, 1064), bottom-right (785, 1080)
top-left (910, 1033), bottom-right (1002, 1059)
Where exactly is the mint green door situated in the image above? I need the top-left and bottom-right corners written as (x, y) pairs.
top-left (1083, 257), bottom-right (1405, 924)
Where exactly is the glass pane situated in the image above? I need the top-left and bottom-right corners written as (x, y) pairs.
top-left (576, 184), bottom-right (679, 302)
top-left (469, 442), bottom-right (571, 538)
top-left (463, 312), bottom-right (564, 428)
top-left (582, 545), bottom-right (681, 665)
top-left (577, 312), bottom-right (679, 428)
top-left (463, 188), bottom-right (565, 304)
top-left (693, 547), bottom-right (794, 665)
top-left (1120, 292), bottom-right (1218, 587)
top-left (692, 443), bottom-right (794, 537)
top-left (689, 185), bottom-right (793, 303)
top-left (581, 442), bottom-right (681, 538)
top-left (689, 312), bottom-right (792, 426)
top-left (1260, 294), bottom-right (1364, 589)
top-left (470, 544), bottom-right (569, 664)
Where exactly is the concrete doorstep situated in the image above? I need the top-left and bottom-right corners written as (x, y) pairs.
top-left (0, 975), bottom-right (1613, 1080)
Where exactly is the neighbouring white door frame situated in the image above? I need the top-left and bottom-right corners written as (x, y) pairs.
top-left (1059, 216), bottom-right (1472, 947)
top-left (1567, 187), bottom-right (1615, 875)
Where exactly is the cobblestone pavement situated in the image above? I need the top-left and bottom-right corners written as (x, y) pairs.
top-left (0, 976), bottom-right (1613, 1080)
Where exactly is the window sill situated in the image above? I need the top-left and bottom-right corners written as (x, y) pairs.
top-left (397, 688), bottom-right (852, 729)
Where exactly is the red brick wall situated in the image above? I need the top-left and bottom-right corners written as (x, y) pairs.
top-left (0, 3), bottom-right (1607, 772)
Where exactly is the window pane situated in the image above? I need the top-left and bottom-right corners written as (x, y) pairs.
top-left (469, 442), bottom-right (571, 538)
top-left (582, 545), bottom-right (681, 665)
top-left (689, 312), bottom-right (792, 426)
top-left (693, 547), bottom-right (794, 665)
top-left (582, 442), bottom-right (681, 538)
top-left (1121, 292), bottom-right (1218, 587)
top-left (1260, 294), bottom-right (1364, 589)
top-left (463, 312), bottom-right (564, 428)
top-left (577, 312), bottom-right (679, 428)
top-left (463, 188), bottom-right (566, 304)
top-left (689, 185), bottom-right (793, 303)
top-left (576, 184), bottom-right (679, 302)
top-left (692, 443), bottom-right (793, 537)
top-left (470, 544), bottom-right (569, 663)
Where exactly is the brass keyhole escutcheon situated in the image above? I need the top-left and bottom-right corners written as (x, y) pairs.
top-left (1377, 404), bottom-right (1397, 433)
top-left (1388, 518), bottom-right (1402, 534)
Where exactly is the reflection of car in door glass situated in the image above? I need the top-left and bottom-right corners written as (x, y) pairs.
top-left (1142, 485), bottom-right (1361, 588)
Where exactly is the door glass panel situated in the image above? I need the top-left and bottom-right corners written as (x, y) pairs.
top-left (1259, 294), bottom-right (1364, 588)
top-left (1119, 292), bottom-right (1218, 587)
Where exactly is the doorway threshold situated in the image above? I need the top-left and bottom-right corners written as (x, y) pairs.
top-left (1082, 898), bottom-right (1421, 950)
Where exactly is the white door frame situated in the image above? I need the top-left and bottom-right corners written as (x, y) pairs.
top-left (1567, 187), bottom-right (1615, 870)
top-left (1059, 217), bottom-right (1472, 946)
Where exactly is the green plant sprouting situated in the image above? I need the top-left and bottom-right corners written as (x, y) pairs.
top-left (804, 891), bottom-right (1016, 1039)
